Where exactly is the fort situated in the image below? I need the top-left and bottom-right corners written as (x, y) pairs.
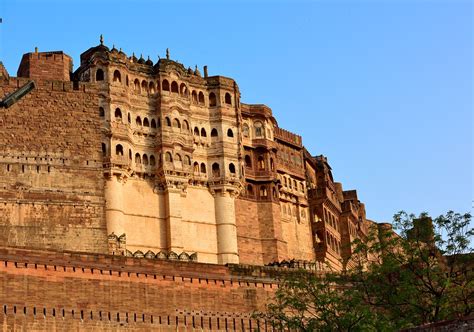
top-left (0, 38), bottom-right (390, 330)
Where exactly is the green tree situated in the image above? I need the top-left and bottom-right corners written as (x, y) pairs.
top-left (258, 211), bottom-right (473, 331)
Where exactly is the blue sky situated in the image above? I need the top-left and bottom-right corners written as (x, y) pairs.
top-left (0, 0), bottom-right (472, 223)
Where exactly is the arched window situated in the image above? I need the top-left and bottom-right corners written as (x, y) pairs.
top-left (212, 163), bottom-right (220, 177)
top-left (211, 128), bottom-right (218, 137)
top-left (176, 153), bottom-right (182, 162)
top-left (141, 80), bottom-right (148, 94)
top-left (115, 108), bottom-right (122, 122)
top-left (254, 121), bottom-right (263, 138)
top-left (258, 156), bottom-right (265, 170)
top-left (143, 118), bottom-right (149, 127)
top-left (247, 184), bottom-right (253, 195)
top-left (242, 124), bottom-right (249, 138)
top-left (273, 188), bottom-right (277, 198)
top-left (149, 82), bottom-right (156, 94)
top-left (180, 83), bottom-right (188, 96)
top-left (135, 153), bottom-right (141, 164)
top-left (99, 107), bottom-right (105, 117)
top-left (162, 79), bottom-right (170, 91)
top-left (96, 69), bottom-right (104, 81)
top-left (192, 91), bottom-right (198, 103)
top-left (227, 128), bottom-right (234, 138)
top-left (200, 163), bottom-right (207, 174)
top-left (209, 92), bottom-right (217, 107)
top-left (201, 128), bottom-right (207, 137)
top-left (165, 152), bottom-right (173, 162)
top-left (151, 119), bottom-right (156, 128)
top-left (173, 118), bottom-right (181, 129)
top-left (260, 186), bottom-right (268, 197)
top-left (115, 144), bottom-right (123, 156)
top-left (102, 143), bottom-right (107, 157)
top-left (136, 116), bottom-right (142, 126)
top-left (270, 158), bottom-right (274, 171)
top-left (126, 75), bottom-right (129, 86)
top-left (244, 155), bottom-right (252, 168)
top-left (127, 113), bottom-right (131, 123)
top-left (128, 149), bottom-right (132, 160)
top-left (229, 163), bottom-right (236, 174)
top-left (225, 93), bottom-right (232, 105)
top-left (184, 155), bottom-right (191, 165)
top-left (165, 117), bottom-right (171, 126)
top-left (193, 162), bottom-right (199, 173)
top-left (194, 127), bottom-right (200, 136)
top-left (198, 92), bottom-right (205, 104)
top-left (134, 79), bottom-right (140, 92)
top-left (157, 119), bottom-right (161, 127)
top-left (293, 179), bottom-right (297, 189)
top-left (183, 120), bottom-right (190, 131)
top-left (150, 155), bottom-right (156, 166)
top-left (171, 81), bottom-right (179, 93)
top-left (142, 154), bottom-right (149, 165)
top-left (113, 70), bottom-right (121, 83)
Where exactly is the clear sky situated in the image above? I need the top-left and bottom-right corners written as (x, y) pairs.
top-left (0, 0), bottom-right (472, 223)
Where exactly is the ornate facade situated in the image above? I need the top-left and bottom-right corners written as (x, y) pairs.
top-left (0, 39), bottom-right (376, 271)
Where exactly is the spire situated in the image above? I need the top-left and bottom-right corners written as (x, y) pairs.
top-left (100, 34), bottom-right (104, 45)
top-left (166, 48), bottom-right (170, 60)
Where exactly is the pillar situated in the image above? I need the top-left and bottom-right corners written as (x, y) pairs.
top-left (104, 176), bottom-right (125, 237)
top-left (214, 191), bottom-right (239, 264)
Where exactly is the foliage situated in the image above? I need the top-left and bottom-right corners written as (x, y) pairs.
top-left (257, 211), bottom-right (473, 331)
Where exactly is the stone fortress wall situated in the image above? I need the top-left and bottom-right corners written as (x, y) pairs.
top-left (0, 39), bottom-right (388, 330)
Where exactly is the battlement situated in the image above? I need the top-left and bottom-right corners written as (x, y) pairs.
top-left (274, 127), bottom-right (302, 147)
top-left (17, 50), bottom-right (73, 81)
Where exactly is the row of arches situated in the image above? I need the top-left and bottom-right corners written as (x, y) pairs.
top-left (113, 144), bottom-right (157, 166)
top-left (242, 121), bottom-right (267, 139)
top-left (281, 175), bottom-right (305, 193)
top-left (244, 154), bottom-right (274, 171)
top-left (326, 231), bottom-right (341, 255)
top-left (163, 151), bottom-right (192, 166)
top-left (192, 161), bottom-right (236, 176)
top-left (246, 184), bottom-right (277, 199)
top-left (95, 68), bottom-right (234, 106)
top-left (164, 117), bottom-right (190, 131)
top-left (324, 208), bottom-right (340, 233)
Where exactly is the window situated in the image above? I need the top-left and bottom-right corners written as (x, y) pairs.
top-left (242, 124), bottom-right (249, 138)
top-left (184, 155), bottom-right (191, 165)
top-left (162, 79), bottom-right (170, 91)
top-left (270, 158), bottom-right (274, 171)
top-left (225, 93), bottom-right (232, 105)
top-left (200, 163), bottom-right (206, 174)
top-left (247, 184), bottom-right (254, 195)
top-left (254, 121), bottom-right (263, 138)
top-left (244, 155), bottom-right (252, 168)
top-left (180, 83), bottom-right (188, 96)
top-left (193, 162), bottom-right (199, 173)
top-left (151, 119), bottom-right (156, 128)
top-left (227, 129), bottom-right (234, 138)
top-left (99, 107), bottom-right (105, 117)
top-left (165, 152), bottom-right (173, 162)
top-left (194, 127), bottom-right (200, 136)
top-left (141, 80), bottom-right (148, 94)
top-left (198, 92), bottom-right (205, 104)
top-left (101, 143), bottom-right (107, 156)
top-left (135, 153), bottom-right (141, 164)
top-left (142, 154), bottom-right (148, 165)
top-left (143, 118), bottom-right (149, 127)
top-left (127, 113), bottom-right (131, 123)
top-left (209, 92), bottom-right (216, 106)
top-left (201, 128), bottom-right (207, 137)
top-left (212, 163), bottom-right (220, 177)
top-left (165, 117), bottom-right (171, 126)
top-left (211, 128), bottom-right (218, 137)
top-left (115, 144), bottom-right (123, 156)
top-left (173, 118), bottom-right (181, 129)
top-left (176, 154), bottom-right (182, 162)
top-left (171, 81), bottom-right (179, 93)
top-left (150, 155), bottom-right (156, 166)
top-left (96, 69), bottom-right (104, 81)
top-left (192, 91), bottom-right (198, 104)
top-left (183, 120), bottom-right (190, 131)
top-left (258, 156), bottom-right (265, 170)
top-left (136, 116), bottom-right (142, 126)
top-left (229, 163), bottom-right (236, 174)
top-left (149, 82), bottom-right (156, 94)
top-left (113, 70), bottom-right (121, 83)
top-left (134, 79), bottom-right (140, 92)
top-left (260, 186), bottom-right (268, 197)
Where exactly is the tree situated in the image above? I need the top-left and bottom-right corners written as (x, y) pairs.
top-left (257, 211), bottom-right (473, 331)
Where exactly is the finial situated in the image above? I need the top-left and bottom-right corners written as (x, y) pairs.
top-left (147, 55), bottom-right (150, 60)
top-left (119, 48), bottom-right (122, 52)
top-left (34, 47), bottom-right (38, 53)
top-left (100, 34), bottom-right (104, 45)
top-left (113, 44), bottom-right (115, 48)
top-left (166, 48), bottom-right (170, 60)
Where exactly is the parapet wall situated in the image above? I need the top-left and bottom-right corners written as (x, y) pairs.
top-left (0, 247), bottom-right (279, 331)
top-left (17, 51), bottom-right (72, 81)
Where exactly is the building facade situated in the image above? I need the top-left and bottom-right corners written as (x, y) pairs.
top-left (0, 40), bottom-right (376, 271)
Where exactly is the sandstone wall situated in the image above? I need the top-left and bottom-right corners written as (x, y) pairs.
top-left (0, 247), bottom-right (278, 331)
top-left (0, 78), bottom-right (108, 253)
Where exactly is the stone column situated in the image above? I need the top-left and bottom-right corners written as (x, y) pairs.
top-left (214, 191), bottom-right (239, 264)
top-left (104, 176), bottom-right (125, 237)
top-left (165, 187), bottom-right (184, 253)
